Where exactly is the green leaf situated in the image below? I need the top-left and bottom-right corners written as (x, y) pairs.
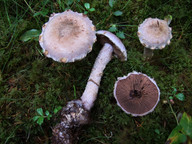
top-left (47, 114), bottom-right (52, 120)
top-left (37, 117), bottom-right (44, 125)
top-left (109, 0), bottom-right (116, 8)
top-left (166, 125), bottom-right (187, 144)
top-left (37, 108), bottom-right (43, 116)
top-left (33, 116), bottom-right (40, 122)
top-left (109, 25), bottom-right (117, 32)
top-left (89, 8), bottom-right (95, 12)
top-left (113, 11), bottom-right (123, 16)
top-left (116, 31), bottom-right (125, 39)
top-left (164, 14), bottom-right (172, 25)
top-left (164, 15), bottom-right (172, 21)
top-left (175, 93), bottom-right (185, 101)
top-left (84, 3), bottom-right (90, 9)
top-left (20, 29), bottom-right (41, 42)
top-left (180, 112), bottom-right (192, 138)
top-left (172, 87), bottom-right (177, 95)
top-left (66, 0), bottom-right (73, 5)
top-left (84, 11), bottom-right (88, 15)
top-left (169, 96), bottom-right (174, 100)
top-left (54, 106), bottom-right (62, 114)
top-left (155, 129), bottom-right (160, 135)
top-left (45, 110), bottom-right (50, 116)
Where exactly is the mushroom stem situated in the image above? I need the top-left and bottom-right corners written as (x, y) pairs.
top-left (52, 30), bottom-right (127, 144)
top-left (52, 43), bottom-right (113, 144)
top-left (143, 47), bottom-right (154, 59)
top-left (81, 43), bottom-right (113, 110)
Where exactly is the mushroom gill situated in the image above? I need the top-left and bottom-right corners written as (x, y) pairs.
top-left (114, 71), bottom-right (160, 116)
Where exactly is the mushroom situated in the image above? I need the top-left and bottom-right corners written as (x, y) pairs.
top-left (39, 10), bottom-right (96, 63)
top-left (137, 17), bottom-right (172, 59)
top-left (52, 30), bottom-right (127, 144)
top-left (114, 71), bottom-right (160, 116)
top-left (81, 30), bottom-right (127, 110)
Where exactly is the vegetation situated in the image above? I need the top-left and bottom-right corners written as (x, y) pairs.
top-left (0, 0), bottom-right (192, 143)
top-left (166, 112), bottom-right (192, 144)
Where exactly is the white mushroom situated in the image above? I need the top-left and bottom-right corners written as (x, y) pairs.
top-left (137, 17), bottom-right (172, 59)
top-left (81, 30), bottom-right (127, 110)
top-left (39, 10), bottom-right (96, 63)
top-left (52, 30), bottom-right (127, 143)
top-left (114, 71), bottom-right (160, 116)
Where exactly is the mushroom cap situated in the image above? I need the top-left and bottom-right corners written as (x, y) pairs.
top-left (114, 71), bottom-right (160, 116)
top-left (96, 30), bottom-right (127, 61)
top-left (39, 10), bottom-right (96, 63)
top-left (137, 18), bottom-right (172, 50)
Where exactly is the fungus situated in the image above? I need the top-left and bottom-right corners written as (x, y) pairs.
top-left (81, 30), bottom-right (127, 110)
top-left (52, 30), bottom-right (127, 144)
top-left (114, 71), bottom-right (160, 116)
top-left (39, 10), bottom-right (96, 63)
top-left (137, 17), bottom-right (172, 59)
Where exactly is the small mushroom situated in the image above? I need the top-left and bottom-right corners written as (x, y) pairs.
top-left (52, 30), bottom-right (127, 144)
top-left (39, 10), bottom-right (96, 63)
top-left (137, 17), bottom-right (172, 59)
top-left (114, 71), bottom-right (160, 116)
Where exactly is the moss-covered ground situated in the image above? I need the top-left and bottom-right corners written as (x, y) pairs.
top-left (0, 0), bottom-right (192, 143)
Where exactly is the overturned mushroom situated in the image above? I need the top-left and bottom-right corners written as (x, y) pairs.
top-left (137, 17), bottom-right (172, 59)
top-left (39, 10), bottom-right (96, 63)
top-left (52, 30), bottom-right (127, 143)
top-left (114, 71), bottom-right (160, 116)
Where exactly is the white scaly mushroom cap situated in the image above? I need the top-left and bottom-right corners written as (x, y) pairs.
top-left (137, 18), bottom-right (172, 50)
top-left (39, 10), bottom-right (96, 63)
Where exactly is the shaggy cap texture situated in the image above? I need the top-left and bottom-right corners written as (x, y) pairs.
top-left (137, 18), bottom-right (172, 50)
top-left (39, 10), bottom-right (96, 63)
top-left (114, 71), bottom-right (160, 116)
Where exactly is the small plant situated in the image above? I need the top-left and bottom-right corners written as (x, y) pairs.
top-left (167, 87), bottom-right (185, 125)
top-left (107, 0), bottom-right (136, 39)
top-left (33, 108), bottom-right (52, 125)
top-left (166, 112), bottom-right (192, 144)
top-left (84, 3), bottom-right (95, 15)
top-left (108, 0), bottom-right (125, 39)
top-left (164, 87), bottom-right (191, 144)
top-left (33, 106), bottom-right (62, 125)
top-left (169, 87), bottom-right (185, 103)
top-left (109, 0), bottom-right (123, 16)
top-left (108, 24), bottom-right (125, 39)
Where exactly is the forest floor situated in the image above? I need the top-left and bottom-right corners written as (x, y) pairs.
top-left (0, 0), bottom-right (192, 144)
